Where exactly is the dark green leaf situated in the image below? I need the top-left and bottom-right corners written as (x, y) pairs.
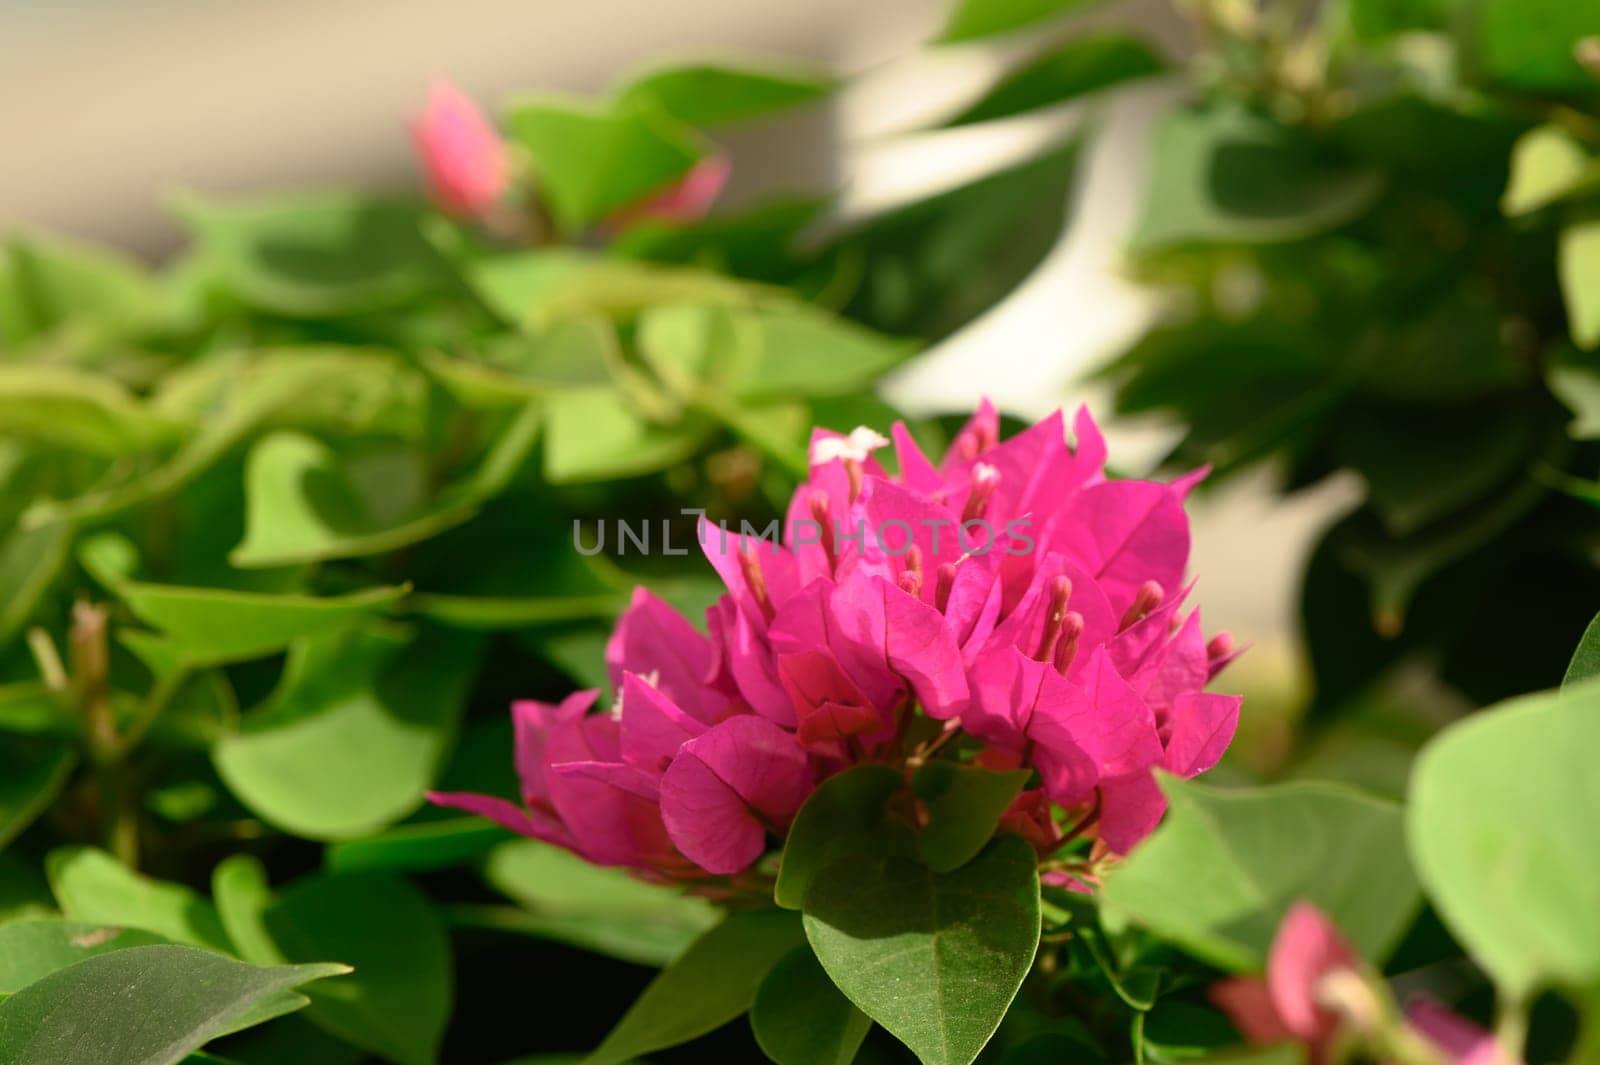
top-left (1564, 610), bottom-right (1600, 688)
top-left (324, 818), bottom-right (512, 874)
top-left (0, 944), bottom-right (345, 1065)
top-left (802, 835), bottom-right (1041, 1065)
top-left (750, 945), bottom-right (871, 1065)
top-left (0, 919), bottom-right (169, 993)
top-left (937, 0), bottom-right (1102, 43)
top-left (0, 738), bottom-right (75, 849)
top-left (949, 33), bottom-right (1166, 125)
top-left (912, 762), bottom-right (1030, 873)
top-left (774, 765), bottom-right (906, 909)
top-left (1477, 0), bottom-right (1600, 93)
top-left (583, 908), bottom-right (804, 1065)
top-left (1100, 777), bottom-right (1419, 971)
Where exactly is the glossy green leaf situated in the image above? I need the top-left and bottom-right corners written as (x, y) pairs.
top-left (1565, 610), bottom-right (1600, 688)
top-left (937, 0), bottom-right (1101, 43)
top-left (584, 908), bottom-right (804, 1065)
top-left (949, 33), bottom-right (1165, 125)
top-left (1099, 777), bottom-right (1419, 971)
top-left (0, 944), bottom-right (345, 1065)
top-left (213, 625), bottom-right (482, 840)
top-left (774, 765), bottom-right (906, 909)
top-left (618, 63), bottom-right (834, 127)
top-left (480, 839), bottom-right (717, 967)
top-left (504, 99), bottom-right (705, 233)
top-left (750, 945), bottom-right (871, 1065)
top-left (0, 919), bottom-right (169, 993)
top-left (247, 873), bottom-right (453, 1065)
top-left (1503, 125), bottom-right (1600, 216)
top-left (1408, 680), bottom-right (1600, 1000)
top-left (175, 194), bottom-right (448, 316)
top-left (802, 835), bottom-right (1041, 1065)
top-left (1133, 104), bottom-right (1380, 252)
top-left (230, 402), bottom-right (539, 567)
top-left (1561, 214), bottom-right (1600, 350)
top-left (912, 763), bottom-right (1030, 873)
top-left (47, 847), bottom-right (231, 952)
top-left (0, 739), bottom-right (75, 849)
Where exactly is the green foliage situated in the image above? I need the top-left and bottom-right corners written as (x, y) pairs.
top-left (750, 946), bottom-right (872, 1065)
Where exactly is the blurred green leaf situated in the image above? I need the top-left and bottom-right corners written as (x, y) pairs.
top-left (543, 386), bottom-right (709, 483)
top-left (949, 33), bottom-right (1166, 126)
top-left (1101, 778), bottom-right (1419, 971)
top-left (324, 818), bottom-right (511, 875)
top-left (1504, 125), bottom-right (1600, 216)
top-left (1133, 104), bottom-right (1380, 251)
top-left (0, 234), bottom-right (159, 347)
top-left (911, 763), bottom-right (1030, 873)
top-left (0, 366), bottom-right (183, 455)
top-left (504, 99), bottom-right (705, 234)
top-left (1477, 0), bottom-right (1600, 93)
top-left (479, 839), bottom-right (717, 967)
top-left (617, 62), bottom-right (834, 127)
top-left (0, 739), bottom-right (75, 850)
top-left (802, 836), bottom-right (1041, 1065)
top-left (0, 919), bottom-right (169, 993)
top-left (0, 943), bottom-right (345, 1065)
top-left (1560, 213), bottom-right (1600, 349)
top-left (584, 908), bottom-right (804, 1065)
top-left (175, 194), bottom-right (449, 316)
top-left (749, 945), bottom-right (871, 1065)
top-left (937, 0), bottom-right (1101, 43)
top-left (1409, 680), bottom-right (1600, 1000)
top-left (47, 847), bottom-right (231, 952)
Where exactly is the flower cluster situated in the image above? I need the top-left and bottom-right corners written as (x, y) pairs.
top-left (430, 403), bottom-right (1241, 880)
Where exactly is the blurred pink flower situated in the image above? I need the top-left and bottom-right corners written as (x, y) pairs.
top-left (411, 80), bottom-right (508, 218)
top-left (432, 402), bottom-right (1241, 881)
top-left (606, 155), bottom-right (731, 231)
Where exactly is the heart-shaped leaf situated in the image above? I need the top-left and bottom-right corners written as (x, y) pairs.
top-left (803, 835), bottom-right (1041, 1065)
top-left (774, 765), bottom-right (905, 909)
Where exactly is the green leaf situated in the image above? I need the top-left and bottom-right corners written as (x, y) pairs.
top-left (833, 137), bottom-right (1081, 341)
top-left (1407, 680), bottom-right (1600, 1000)
top-left (543, 387), bottom-right (708, 483)
top-left (937, 0), bottom-right (1101, 43)
top-left (1547, 360), bottom-right (1600, 438)
top-left (912, 763), bottom-right (1030, 873)
top-left (175, 193), bottom-right (448, 316)
top-left (774, 765), bottom-right (906, 909)
top-left (504, 98), bottom-right (705, 234)
top-left (1132, 104), bottom-right (1380, 252)
top-left (47, 847), bottom-right (232, 952)
top-left (583, 908), bottom-right (804, 1065)
top-left (732, 305), bottom-right (916, 400)
top-left (80, 533), bottom-right (406, 667)
top-left (213, 625), bottom-right (482, 840)
top-left (0, 233), bottom-right (159, 345)
top-left (1099, 777), bottom-right (1419, 971)
top-left (0, 944), bottom-right (345, 1065)
top-left (212, 856), bottom-right (279, 966)
top-left (617, 63), bottom-right (835, 127)
top-left (0, 366), bottom-right (183, 455)
top-left (949, 33), bottom-right (1166, 125)
top-left (1561, 213), bottom-right (1600, 350)
top-left (461, 248), bottom-right (760, 332)
top-left (802, 835), bottom-right (1041, 1065)
top-left (1477, 0), bottom-right (1600, 93)
top-left (249, 873), bottom-right (453, 1065)
top-left (324, 818), bottom-right (512, 874)
top-left (1564, 610), bottom-right (1600, 688)
top-left (0, 919), bottom-right (169, 994)
top-left (0, 738), bottom-right (75, 849)
top-left (1503, 125), bottom-right (1600, 216)
top-left (230, 402), bottom-right (539, 567)
top-left (480, 839), bottom-right (718, 967)
top-left (750, 945), bottom-right (871, 1065)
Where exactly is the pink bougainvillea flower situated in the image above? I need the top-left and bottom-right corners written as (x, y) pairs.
top-left (1406, 997), bottom-right (1521, 1065)
top-left (433, 401), bottom-right (1240, 882)
top-left (411, 80), bottom-right (509, 218)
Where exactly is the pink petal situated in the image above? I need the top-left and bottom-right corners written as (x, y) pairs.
top-left (778, 650), bottom-right (888, 750)
top-left (1210, 977), bottom-right (1294, 1046)
top-left (1054, 480), bottom-right (1190, 615)
top-left (1163, 691), bottom-right (1241, 778)
top-left (618, 672), bottom-right (705, 773)
top-left (1095, 770), bottom-right (1167, 853)
top-left (425, 790), bottom-right (575, 850)
top-left (1029, 647), bottom-right (1163, 804)
top-left (706, 597), bottom-right (793, 724)
top-left (606, 587), bottom-right (727, 724)
top-left (511, 690), bottom-right (597, 809)
top-left (1267, 903), bottom-right (1361, 1042)
top-left (411, 81), bottom-right (508, 218)
top-left (660, 716), bottom-right (813, 875)
top-left (891, 421), bottom-right (944, 494)
top-left (611, 154), bottom-right (730, 228)
top-left (1406, 997), bottom-right (1515, 1065)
